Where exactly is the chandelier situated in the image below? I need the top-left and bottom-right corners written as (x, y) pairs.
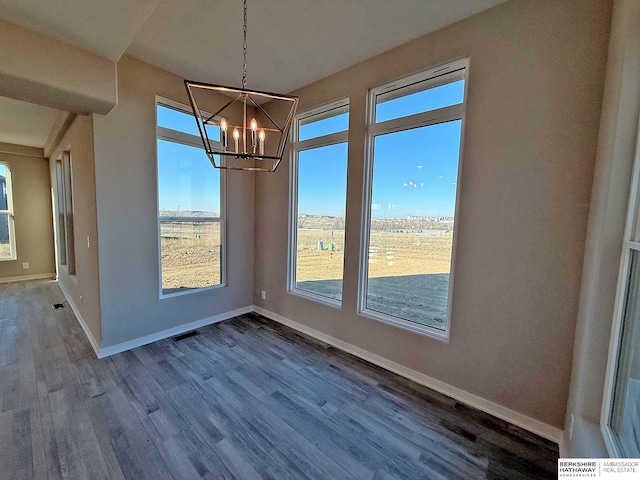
top-left (184, 0), bottom-right (298, 172)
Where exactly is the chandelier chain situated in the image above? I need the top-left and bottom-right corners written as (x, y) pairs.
top-left (242, 0), bottom-right (247, 89)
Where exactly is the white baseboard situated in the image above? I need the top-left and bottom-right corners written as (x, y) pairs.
top-left (0, 272), bottom-right (56, 284)
top-left (252, 305), bottom-right (563, 446)
top-left (98, 305), bottom-right (254, 358)
top-left (57, 280), bottom-right (101, 357)
top-left (558, 431), bottom-right (568, 457)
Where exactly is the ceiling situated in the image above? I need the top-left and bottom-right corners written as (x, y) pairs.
top-left (0, 0), bottom-right (158, 61)
top-left (0, 0), bottom-right (507, 94)
top-left (129, 0), bottom-right (507, 94)
top-left (0, 96), bottom-right (61, 148)
top-left (0, 0), bottom-right (506, 147)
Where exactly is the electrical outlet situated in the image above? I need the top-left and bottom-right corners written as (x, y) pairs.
top-left (261, 290), bottom-right (266, 300)
top-left (569, 414), bottom-right (575, 441)
top-left (22, 262), bottom-right (29, 269)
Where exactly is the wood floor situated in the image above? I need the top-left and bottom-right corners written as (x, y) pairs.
top-left (0, 280), bottom-right (558, 479)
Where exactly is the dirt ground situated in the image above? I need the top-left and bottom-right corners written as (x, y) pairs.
top-left (160, 222), bottom-right (221, 293)
top-left (159, 218), bottom-right (453, 294)
top-left (295, 228), bottom-right (453, 282)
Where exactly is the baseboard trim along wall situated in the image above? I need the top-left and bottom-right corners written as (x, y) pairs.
top-left (97, 305), bottom-right (254, 358)
top-left (252, 305), bottom-right (564, 446)
top-left (0, 272), bottom-right (56, 284)
top-left (58, 280), bottom-right (101, 357)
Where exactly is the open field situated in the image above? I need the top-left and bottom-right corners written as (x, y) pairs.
top-left (295, 228), bottom-right (453, 282)
top-left (158, 217), bottom-right (453, 327)
top-left (160, 221), bottom-right (221, 294)
top-left (294, 216), bottom-right (454, 328)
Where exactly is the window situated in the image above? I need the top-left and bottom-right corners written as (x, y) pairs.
top-left (54, 153), bottom-right (75, 273)
top-left (289, 100), bottom-right (349, 305)
top-left (0, 163), bottom-right (16, 260)
top-left (156, 97), bottom-right (225, 297)
top-left (54, 160), bottom-right (66, 266)
top-left (603, 122), bottom-right (640, 456)
top-left (359, 59), bottom-right (467, 339)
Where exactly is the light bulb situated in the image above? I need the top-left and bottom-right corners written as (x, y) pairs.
top-left (233, 128), bottom-right (240, 153)
top-left (250, 118), bottom-right (257, 131)
top-left (258, 129), bottom-right (265, 155)
top-left (220, 118), bottom-right (228, 150)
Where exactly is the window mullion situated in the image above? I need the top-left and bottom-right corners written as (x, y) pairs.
top-left (369, 103), bottom-right (464, 136)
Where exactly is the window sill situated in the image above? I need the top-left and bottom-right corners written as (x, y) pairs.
top-left (160, 282), bottom-right (226, 300)
top-left (0, 256), bottom-right (17, 262)
top-left (288, 287), bottom-right (342, 309)
top-left (358, 308), bottom-right (449, 342)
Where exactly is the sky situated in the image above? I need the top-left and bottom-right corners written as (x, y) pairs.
top-left (157, 139), bottom-right (220, 214)
top-left (157, 79), bottom-right (463, 218)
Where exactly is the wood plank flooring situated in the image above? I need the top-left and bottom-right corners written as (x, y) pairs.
top-left (0, 280), bottom-right (558, 479)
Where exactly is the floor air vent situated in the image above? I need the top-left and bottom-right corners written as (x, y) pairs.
top-left (172, 331), bottom-right (199, 342)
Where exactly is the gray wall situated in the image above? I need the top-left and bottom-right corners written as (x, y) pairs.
top-left (564, 0), bottom-right (640, 457)
top-left (0, 142), bottom-right (55, 280)
top-left (253, 0), bottom-right (611, 429)
top-left (49, 116), bottom-right (102, 344)
top-left (93, 56), bottom-right (255, 347)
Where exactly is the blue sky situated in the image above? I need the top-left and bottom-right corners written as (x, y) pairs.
top-left (157, 139), bottom-right (220, 214)
top-left (157, 79), bottom-right (463, 218)
top-left (298, 143), bottom-right (348, 216)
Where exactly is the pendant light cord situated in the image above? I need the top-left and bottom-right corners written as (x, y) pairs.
top-left (242, 0), bottom-right (248, 89)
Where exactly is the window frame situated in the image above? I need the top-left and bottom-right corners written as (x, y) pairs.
top-left (601, 115), bottom-right (640, 456)
top-left (0, 162), bottom-right (17, 261)
top-left (155, 96), bottom-right (227, 299)
top-left (61, 152), bottom-right (76, 275)
top-left (54, 159), bottom-right (67, 267)
top-left (357, 58), bottom-right (469, 341)
top-left (287, 98), bottom-right (350, 308)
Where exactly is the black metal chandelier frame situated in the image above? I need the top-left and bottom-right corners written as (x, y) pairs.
top-left (184, 0), bottom-right (298, 172)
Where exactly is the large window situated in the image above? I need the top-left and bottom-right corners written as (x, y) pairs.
top-left (156, 98), bottom-right (224, 297)
top-left (604, 122), bottom-right (640, 456)
top-left (0, 163), bottom-right (16, 261)
top-left (359, 59), bottom-right (467, 339)
top-left (54, 153), bottom-right (75, 274)
top-left (289, 100), bottom-right (349, 305)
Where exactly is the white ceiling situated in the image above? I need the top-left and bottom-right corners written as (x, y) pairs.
top-left (0, 0), bottom-right (159, 60)
top-left (0, 0), bottom-right (506, 147)
top-left (0, 96), bottom-right (61, 148)
top-left (127, 0), bottom-right (507, 94)
top-left (0, 0), bottom-right (507, 94)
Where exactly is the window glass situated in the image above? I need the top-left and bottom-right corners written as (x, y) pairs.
top-left (0, 213), bottom-right (10, 259)
top-left (0, 164), bottom-right (15, 260)
top-left (295, 143), bottom-right (348, 301)
top-left (157, 104), bottom-right (220, 141)
top-left (55, 160), bottom-right (67, 266)
top-left (611, 250), bottom-right (640, 456)
top-left (62, 153), bottom-right (75, 274)
top-left (0, 165), bottom-right (7, 208)
top-left (157, 139), bottom-right (222, 294)
top-left (376, 79), bottom-right (465, 123)
top-left (365, 120), bottom-right (461, 330)
top-left (299, 111), bottom-right (348, 141)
